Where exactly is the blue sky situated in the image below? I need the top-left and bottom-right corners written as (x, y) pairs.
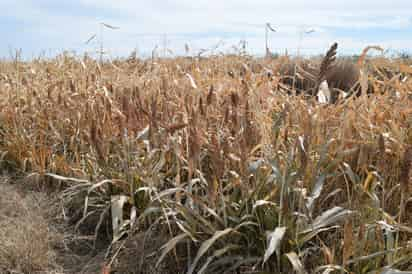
top-left (1, 0), bottom-right (411, 58)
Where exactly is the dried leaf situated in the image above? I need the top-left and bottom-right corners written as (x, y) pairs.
top-left (156, 233), bottom-right (188, 268)
top-left (188, 228), bottom-right (234, 274)
top-left (111, 195), bottom-right (128, 242)
top-left (285, 252), bottom-right (307, 274)
top-left (263, 226), bottom-right (286, 264)
top-left (186, 73), bottom-right (198, 89)
top-left (302, 207), bottom-right (353, 234)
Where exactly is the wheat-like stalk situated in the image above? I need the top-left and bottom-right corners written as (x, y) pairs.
top-left (315, 42), bottom-right (338, 97)
top-left (0, 51), bottom-right (411, 274)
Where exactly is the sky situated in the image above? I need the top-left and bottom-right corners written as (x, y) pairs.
top-left (1, 0), bottom-right (412, 59)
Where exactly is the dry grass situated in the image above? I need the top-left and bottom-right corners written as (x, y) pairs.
top-left (0, 177), bottom-right (111, 274)
top-left (0, 178), bottom-right (61, 274)
top-left (0, 49), bottom-right (412, 273)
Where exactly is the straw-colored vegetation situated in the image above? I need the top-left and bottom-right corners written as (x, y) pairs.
top-left (1, 44), bottom-right (412, 273)
top-left (0, 178), bottom-right (62, 273)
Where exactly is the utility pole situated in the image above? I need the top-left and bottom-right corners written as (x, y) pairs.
top-left (293, 27), bottom-right (315, 95)
top-left (265, 23), bottom-right (276, 57)
top-left (99, 23), bottom-right (103, 64)
top-left (297, 27), bottom-right (315, 58)
top-left (99, 22), bottom-right (120, 64)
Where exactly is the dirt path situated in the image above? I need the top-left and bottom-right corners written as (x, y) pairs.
top-left (0, 176), bottom-right (106, 274)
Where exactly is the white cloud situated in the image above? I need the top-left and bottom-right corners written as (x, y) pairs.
top-left (1, 0), bottom-right (411, 57)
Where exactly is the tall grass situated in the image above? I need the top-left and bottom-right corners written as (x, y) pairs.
top-left (0, 50), bottom-right (412, 273)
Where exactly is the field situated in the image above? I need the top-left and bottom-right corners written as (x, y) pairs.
top-left (1, 45), bottom-right (412, 273)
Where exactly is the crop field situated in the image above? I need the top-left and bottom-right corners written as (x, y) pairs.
top-left (1, 44), bottom-right (412, 273)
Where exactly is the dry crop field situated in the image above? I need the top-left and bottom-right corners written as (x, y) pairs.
top-left (1, 44), bottom-right (412, 273)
